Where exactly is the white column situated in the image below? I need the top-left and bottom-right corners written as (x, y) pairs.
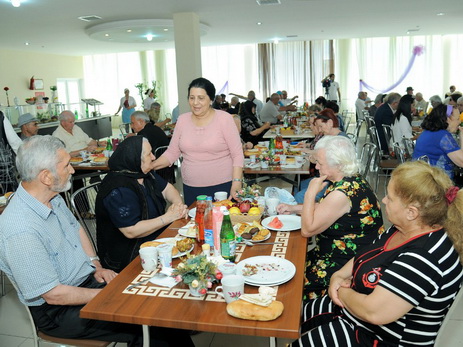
top-left (173, 12), bottom-right (202, 115)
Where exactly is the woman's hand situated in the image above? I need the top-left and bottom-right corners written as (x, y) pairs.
top-left (277, 203), bottom-right (293, 215)
top-left (306, 175), bottom-right (328, 198)
top-left (230, 180), bottom-right (242, 200)
top-left (164, 202), bottom-right (188, 223)
top-left (328, 272), bottom-right (352, 307)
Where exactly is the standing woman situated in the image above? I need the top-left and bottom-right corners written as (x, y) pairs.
top-left (143, 88), bottom-right (155, 112)
top-left (153, 77), bottom-right (244, 205)
top-left (115, 88), bottom-right (137, 124)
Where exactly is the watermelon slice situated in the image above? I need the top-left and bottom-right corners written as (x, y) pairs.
top-left (268, 217), bottom-right (283, 229)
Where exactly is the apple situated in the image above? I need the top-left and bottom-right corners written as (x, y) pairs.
top-left (239, 201), bottom-right (251, 213)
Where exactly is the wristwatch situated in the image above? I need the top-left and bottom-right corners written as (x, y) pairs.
top-left (89, 256), bottom-right (100, 262)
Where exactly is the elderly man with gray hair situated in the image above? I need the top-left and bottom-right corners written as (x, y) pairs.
top-left (260, 93), bottom-right (284, 124)
top-left (52, 110), bottom-right (104, 157)
top-left (374, 92), bottom-right (401, 154)
top-left (130, 111), bottom-right (170, 154)
top-left (0, 135), bottom-right (193, 345)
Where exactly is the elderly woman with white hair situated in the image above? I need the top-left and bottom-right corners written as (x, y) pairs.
top-left (278, 136), bottom-right (384, 301)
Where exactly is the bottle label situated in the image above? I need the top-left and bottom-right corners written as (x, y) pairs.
top-left (220, 240), bottom-right (236, 260)
top-left (204, 229), bottom-right (214, 247)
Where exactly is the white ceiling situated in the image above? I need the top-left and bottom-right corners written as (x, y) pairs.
top-left (1, 0), bottom-right (463, 56)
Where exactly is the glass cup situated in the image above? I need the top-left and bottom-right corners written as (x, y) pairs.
top-left (157, 244), bottom-right (173, 268)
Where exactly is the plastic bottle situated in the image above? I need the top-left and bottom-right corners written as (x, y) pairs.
top-left (74, 110), bottom-right (78, 120)
top-left (268, 137), bottom-right (275, 155)
top-left (275, 135), bottom-right (284, 154)
top-left (195, 195), bottom-right (207, 242)
top-left (204, 196), bottom-right (214, 247)
top-left (220, 209), bottom-right (236, 262)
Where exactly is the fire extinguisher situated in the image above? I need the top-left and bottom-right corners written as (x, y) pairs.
top-left (29, 75), bottom-right (35, 90)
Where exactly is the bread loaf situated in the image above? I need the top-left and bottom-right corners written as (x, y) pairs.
top-left (226, 300), bottom-right (284, 321)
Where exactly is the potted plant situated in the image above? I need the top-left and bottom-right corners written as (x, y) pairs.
top-left (172, 254), bottom-right (222, 296)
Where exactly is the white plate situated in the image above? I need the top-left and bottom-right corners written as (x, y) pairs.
top-left (261, 215), bottom-right (302, 231)
top-left (178, 223), bottom-right (197, 238)
top-left (188, 207), bottom-right (196, 218)
top-left (233, 224), bottom-right (271, 243)
top-left (236, 256), bottom-right (296, 286)
top-left (155, 237), bottom-right (194, 258)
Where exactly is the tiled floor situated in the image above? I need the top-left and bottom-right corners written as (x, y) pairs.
top-left (1, 124), bottom-right (462, 346)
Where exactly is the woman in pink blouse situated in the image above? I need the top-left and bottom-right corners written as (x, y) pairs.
top-left (153, 78), bottom-right (244, 205)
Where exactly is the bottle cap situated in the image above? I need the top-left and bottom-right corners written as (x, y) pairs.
top-left (196, 195), bottom-right (207, 200)
top-left (206, 196), bottom-right (213, 201)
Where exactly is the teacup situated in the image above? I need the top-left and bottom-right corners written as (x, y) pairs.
top-left (214, 191), bottom-right (228, 201)
top-left (139, 247), bottom-right (158, 272)
top-left (218, 262), bottom-right (237, 277)
top-left (266, 198), bottom-right (280, 216)
top-left (215, 275), bottom-right (245, 303)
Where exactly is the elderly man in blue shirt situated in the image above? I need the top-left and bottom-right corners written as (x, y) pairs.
top-left (0, 135), bottom-right (193, 346)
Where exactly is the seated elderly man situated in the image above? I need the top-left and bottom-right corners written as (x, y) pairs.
top-left (52, 110), bottom-right (104, 157)
top-left (147, 102), bottom-right (171, 128)
top-left (18, 113), bottom-right (39, 139)
top-left (260, 93), bottom-right (284, 124)
top-left (130, 111), bottom-right (170, 154)
top-left (96, 136), bottom-right (188, 273)
top-left (0, 135), bottom-right (193, 345)
top-left (355, 91), bottom-right (369, 120)
top-left (413, 92), bottom-right (428, 113)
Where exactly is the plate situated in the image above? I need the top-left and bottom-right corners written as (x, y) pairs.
top-left (261, 215), bottom-right (302, 231)
top-left (236, 256), bottom-right (296, 286)
top-left (188, 207), bottom-right (196, 218)
top-left (154, 237), bottom-right (194, 258)
top-left (233, 223), bottom-right (271, 243)
top-left (178, 223), bottom-right (197, 238)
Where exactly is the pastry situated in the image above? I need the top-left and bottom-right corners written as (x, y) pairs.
top-left (226, 300), bottom-right (284, 321)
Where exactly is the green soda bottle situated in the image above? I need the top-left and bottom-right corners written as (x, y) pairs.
top-left (220, 209), bottom-right (236, 262)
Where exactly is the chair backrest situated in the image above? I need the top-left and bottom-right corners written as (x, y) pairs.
top-left (368, 126), bottom-right (380, 149)
top-left (402, 138), bottom-right (415, 159)
top-left (417, 155), bottom-right (430, 164)
top-left (70, 182), bottom-right (101, 252)
top-left (354, 119), bottom-right (364, 141)
top-left (365, 114), bottom-right (376, 129)
top-left (359, 142), bottom-right (378, 181)
top-left (435, 287), bottom-right (463, 346)
top-left (119, 123), bottom-right (130, 139)
top-left (382, 124), bottom-right (394, 154)
top-left (154, 145), bottom-right (169, 158)
top-left (392, 142), bottom-right (406, 163)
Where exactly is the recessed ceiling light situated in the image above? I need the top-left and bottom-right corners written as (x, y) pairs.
top-left (25, 42), bottom-right (30, 46)
top-left (257, 22), bottom-right (262, 25)
top-left (105, 34), bottom-right (110, 37)
top-left (437, 12), bottom-right (445, 16)
top-left (11, 0), bottom-right (21, 7)
top-left (273, 38), bottom-right (279, 44)
top-left (146, 34), bottom-right (153, 42)
top-left (163, 28), bottom-right (168, 32)
top-left (127, 29), bottom-right (132, 33)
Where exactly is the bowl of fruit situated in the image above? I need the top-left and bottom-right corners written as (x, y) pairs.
top-left (228, 200), bottom-right (263, 224)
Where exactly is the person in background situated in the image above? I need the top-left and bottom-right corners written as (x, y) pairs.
top-left (457, 96), bottom-right (463, 122)
top-left (96, 136), bottom-right (187, 273)
top-left (355, 91), bottom-right (369, 121)
top-left (0, 135), bottom-right (193, 346)
top-left (427, 94), bottom-right (442, 114)
top-left (402, 86), bottom-right (415, 104)
top-left (115, 88), bottom-right (137, 124)
top-left (260, 93), bottom-right (284, 124)
top-left (315, 108), bottom-right (348, 138)
top-left (325, 101), bottom-right (345, 132)
top-left (211, 95), bottom-right (222, 110)
top-left (280, 90), bottom-right (298, 106)
top-left (278, 136), bottom-right (383, 300)
top-left (413, 92), bottom-right (428, 114)
top-left (412, 104), bottom-right (463, 180)
top-left (326, 74), bottom-right (341, 103)
top-left (229, 90), bottom-right (264, 119)
top-left (240, 100), bottom-right (271, 146)
top-left (391, 96), bottom-right (414, 145)
top-left (368, 93), bottom-right (385, 118)
top-left (52, 111), bottom-right (104, 157)
top-left (227, 96), bottom-right (241, 115)
top-left (293, 161), bottom-right (463, 346)
top-left (147, 102), bottom-right (171, 128)
top-left (374, 92), bottom-right (401, 154)
top-left (445, 85), bottom-right (457, 98)
top-left (449, 93), bottom-right (463, 107)
top-left (0, 110), bottom-right (22, 194)
top-left (130, 111), bottom-right (170, 154)
top-left (171, 104), bottom-right (180, 123)
top-left (220, 93), bottom-right (229, 110)
top-left (314, 96), bottom-right (327, 109)
top-left (153, 77), bottom-right (244, 205)
top-left (17, 112), bottom-right (39, 140)
top-left (143, 88), bottom-right (155, 112)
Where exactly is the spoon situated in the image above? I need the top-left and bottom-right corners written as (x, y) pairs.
top-left (240, 240), bottom-right (283, 247)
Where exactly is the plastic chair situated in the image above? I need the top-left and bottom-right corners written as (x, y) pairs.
top-left (382, 124), bottom-right (394, 155)
top-left (71, 182), bottom-right (101, 252)
top-left (119, 123), bottom-right (131, 139)
top-left (9, 280), bottom-right (113, 347)
top-left (402, 138), bottom-right (415, 159)
top-left (359, 142), bottom-right (378, 187)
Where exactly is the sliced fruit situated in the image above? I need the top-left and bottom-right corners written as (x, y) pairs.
top-left (268, 217), bottom-right (283, 229)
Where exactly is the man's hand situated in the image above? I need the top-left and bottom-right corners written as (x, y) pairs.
top-left (94, 268), bottom-right (118, 284)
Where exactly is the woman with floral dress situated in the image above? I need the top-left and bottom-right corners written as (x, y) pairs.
top-left (277, 136), bottom-right (384, 301)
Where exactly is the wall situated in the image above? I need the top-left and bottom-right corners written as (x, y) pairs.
top-left (0, 49), bottom-right (83, 106)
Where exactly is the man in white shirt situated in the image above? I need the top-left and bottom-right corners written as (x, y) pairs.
top-left (260, 93), bottom-right (283, 124)
top-left (355, 91), bottom-right (369, 120)
top-left (52, 111), bottom-right (103, 157)
top-left (327, 74), bottom-right (341, 103)
top-left (279, 90), bottom-right (298, 107)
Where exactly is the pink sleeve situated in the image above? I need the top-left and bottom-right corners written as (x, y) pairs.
top-left (220, 112), bottom-right (244, 167)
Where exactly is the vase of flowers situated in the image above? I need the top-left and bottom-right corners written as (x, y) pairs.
top-left (172, 254), bottom-right (222, 297)
top-left (235, 183), bottom-right (262, 202)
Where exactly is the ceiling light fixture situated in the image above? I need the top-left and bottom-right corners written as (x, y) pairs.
top-left (146, 34), bottom-right (153, 42)
top-left (127, 29), bottom-right (132, 33)
top-left (273, 38), bottom-right (279, 44)
top-left (11, 0), bottom-right (21, 7)
top-left (437, 12), bottom-right (445, 16)
top-left (257, 22), bottom-right (262, 25)
top-left (163, 28), bottom-right (168, 32)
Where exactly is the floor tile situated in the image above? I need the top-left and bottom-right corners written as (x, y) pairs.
top-left (0, 291), bottom-right (33, 338)
top-left (0, 334), bottom-right (27, 347)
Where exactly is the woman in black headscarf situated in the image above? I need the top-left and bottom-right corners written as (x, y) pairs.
top-left (240, 100), bottom-right (271, 145)
top-left (95, 136), bottom-right (187, 273)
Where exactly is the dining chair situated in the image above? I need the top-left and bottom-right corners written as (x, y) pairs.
top-left (392, 142), bottom-right (406, 163)
top-left (382, 124), bottom-right (394, 156)
top-left (71, 182), bottom-right (101, 252)
top-left (402, 138), bottom-right (415, 159)
top-left (374, 143), bottom-right (401, 195)
top-left (9, 279), bottom-right (113, 347)
top-left (359, 142), bottom-right (378, 187)
top-left (347, 119), bottom-right (364, 146)
top-left (119, 123), bottom-right (130, 139)
top-left (154, 145), bottom-right (176, 183)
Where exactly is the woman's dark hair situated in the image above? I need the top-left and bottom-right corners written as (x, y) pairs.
top-left (450, 93), bottom-right (462, 103)
top-left (325, 101), bottom-right (339, 113)
top-left (316, 108), bottom-right (339, 128)
top-left (239, 100), bottom-right (255, 117)
top-left (393, 96), bottom-right (413, 125)
top-left (421, 104), bottom-right (449, 132)
top-left (315, 96), bottom-right (327, 108)
top-left (188, 77), bottom-right (215, 101)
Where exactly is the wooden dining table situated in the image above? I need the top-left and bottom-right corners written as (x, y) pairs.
top-left (80, 218), bottom-right (308, 346)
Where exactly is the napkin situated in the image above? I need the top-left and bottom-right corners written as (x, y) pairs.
top-left (149, 267), bottom-right (177, 288)
top-left (239, 286), bottom-right (277, 307)
top-left (245, 162), bottom-right (260, 169)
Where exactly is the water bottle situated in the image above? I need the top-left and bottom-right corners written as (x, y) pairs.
top-left (220, 210), bottom-right (236, 262)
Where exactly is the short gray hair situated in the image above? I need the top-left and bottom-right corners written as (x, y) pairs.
top-left (458, 96), bottom-right (463, 104)
top-left (131, 111), bottom-right (150, 123)
top-left (58, 110), bottom-right (74, 122)
top-left (16, 135), bottom-right (65, 181)
top-left (429, 95), bottom-right (442, 105)
top-left (385, 93), bottom-right (401, 105)
top-left (314, 135), bottom-right (359, 176)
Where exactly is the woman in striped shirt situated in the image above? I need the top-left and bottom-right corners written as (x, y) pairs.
top-left (294, 160), bottom-right (463, 346)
